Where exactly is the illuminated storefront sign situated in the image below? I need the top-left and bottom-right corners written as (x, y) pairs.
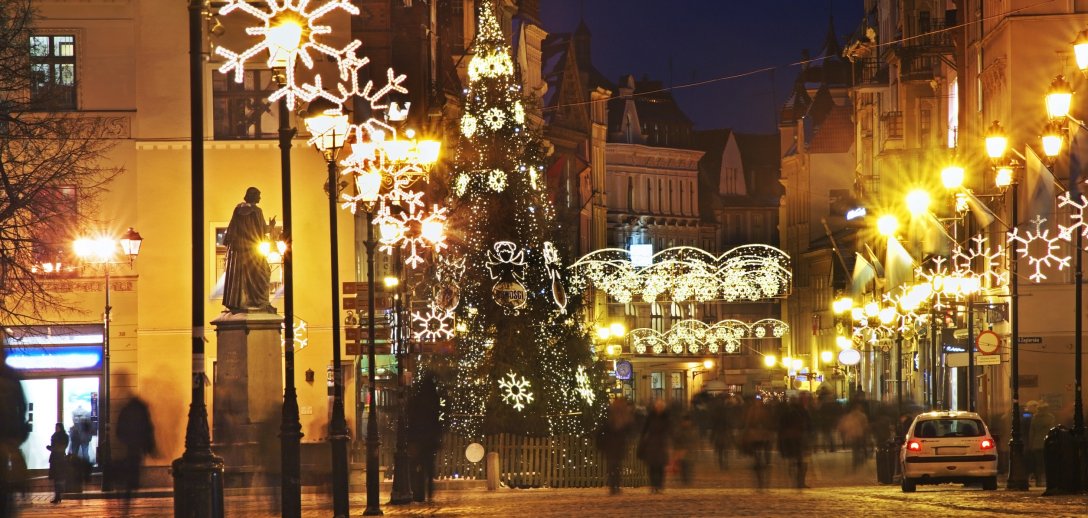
top-left (5, 345), bottom-right (104, 372)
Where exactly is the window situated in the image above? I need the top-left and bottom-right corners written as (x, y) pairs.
top-left (30, 35), bottom-right (76, 110)
top-left (645, 179), bottom-right (651, 211)
top-left (914, 419), bottom-right (984, 438)
top-left (650, 372), bottom-right (664, 401)
top-left (213, 69), bottom-right (276, 139)
top-left (626, 177), bottom-right (634, 211)
top-left (31, 186), bottom-right (78, 265)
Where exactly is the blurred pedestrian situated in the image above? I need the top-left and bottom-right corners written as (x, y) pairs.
top-left (671, 413), bottom-right (697, 486)
top-left (116, 396), bottom-right (155, 510)
top-left (777, 395), bottom-right (812, 489)
top-left (1, 349), bottom-right (30, 515)
top-left (1028, 401), bottom-right (1055, 487)
top-left (838, 402), bottom-right (869, 471)
top-left (740, 396), bottom-right (773, 491)
top-left (407, 373), bottom-right (442, 502)
top-left (47, 423), bottom-right (69, 504)
top-left (1022, 400), bottom-right (1038, 482)
top-left (636, 399), bottom-right (671, 493)
top-left (708, 396), bottom-right (733, 469)
top-left (597, 397), bottom-right (634, 495)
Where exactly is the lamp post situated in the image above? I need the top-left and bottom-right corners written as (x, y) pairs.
top-left (72, 228), bottom-right (142, 482)
top-left (984, 120), bottom-right (1030, 490)
top-left (1044, 63), bottom-right (1086, 492)
top-left (302, 99), bottom-right (351, 517)
top-left (174, 2), bottom-right (224, 515)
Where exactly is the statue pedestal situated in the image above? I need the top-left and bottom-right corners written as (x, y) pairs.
top-left (211, 312), bottom-right (282, 484)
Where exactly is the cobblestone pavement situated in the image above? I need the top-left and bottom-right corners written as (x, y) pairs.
top-left (10, 450), bottom-right (1087, 517)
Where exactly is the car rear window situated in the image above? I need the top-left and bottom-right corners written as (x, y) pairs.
top-left (914, 418), bottom-right (985, 438)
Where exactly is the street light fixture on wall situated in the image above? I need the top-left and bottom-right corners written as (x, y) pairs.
top-left (72, 227), bottom-right (142, 483)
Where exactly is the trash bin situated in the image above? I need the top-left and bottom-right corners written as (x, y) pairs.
top-left (1043, 425), bottom-right (1079, 495)
top-left (876, 439), bottom-right (899, 484)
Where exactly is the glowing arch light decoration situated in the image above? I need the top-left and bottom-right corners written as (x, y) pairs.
top-left (569, 245), bottom-right (792, 303)
top-left (629, 318), bottom-right (789, 356)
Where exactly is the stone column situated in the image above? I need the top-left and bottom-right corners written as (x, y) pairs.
top-left (211, 312), bottom-right (283, 482)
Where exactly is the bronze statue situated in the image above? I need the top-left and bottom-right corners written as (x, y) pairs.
top-left (222, 187), bottom-right (276, 313)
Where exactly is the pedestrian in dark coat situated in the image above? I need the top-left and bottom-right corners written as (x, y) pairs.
top-left (637, 399), bottom-right (671, 493)
top-left (116, 397), bottom-right (156, 508)
top-left (407, 373), bottom-right (443, 502)
top-left (598, 397), bottom-right (634, 494)
top-left (47, 423), bottom-right (69, 503)
top-left (777, 396), bottom-right (812, 489)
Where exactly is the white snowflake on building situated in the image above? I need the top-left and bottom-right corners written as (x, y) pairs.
top-left (952, 234), bottom-right (1008, 287)
top-left (1008, 215), bottom-right (1071, 283)
top-left (498, 371), bottom-right (534, 411)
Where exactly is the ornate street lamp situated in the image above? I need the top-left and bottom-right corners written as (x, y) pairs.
top-left (73, 228), bottom-right (142, 485)
top-left (303, 97), bottom-right (351, 517)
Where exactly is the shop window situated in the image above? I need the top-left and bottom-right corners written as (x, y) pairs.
top-left (31, 185), bottom-right (78, 267)
top-left (650, 371), bottom-right (664, 401)
top-left (30, 34), bottom-right (77, 110)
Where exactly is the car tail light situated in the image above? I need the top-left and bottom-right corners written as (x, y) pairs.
top-left (980, 438), bottom-right (994, 450)
top-left (907, 440), bottom-right (922, 452)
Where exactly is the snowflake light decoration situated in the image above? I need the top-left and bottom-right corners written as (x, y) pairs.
top-left (487, 169), bottom-right (507, 192)
top-left (216, 1), bottom-right (362, 109)
top-left (498, 371), bottom-right (534, 411)
top-left (375, 202), bottom-right (448, 269)
top-left (280, 317), bottom-right (308, 352)
top-left (952, 234), bottom-right (1008, 287)
top-left (1059, 191), bottom-right (1088, 242)
top-left (574, 365), bottom-right (595, 405)
top-left (460, 114), bottom-right (478, 138)
top-left (412, 302), bottom-right (454, 342)
top-left (483, 107), bottom-right (506, 130)
top-left (513, 102), bottom-right (526, 124)
top-left (1008, 215), bottom-right (1071, 283)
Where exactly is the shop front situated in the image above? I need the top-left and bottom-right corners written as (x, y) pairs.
top-left (3, 325), bottom-right (104, 470)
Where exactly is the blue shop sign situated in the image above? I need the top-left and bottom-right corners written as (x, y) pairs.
top-left (4, 345), bottom-right (103, 372)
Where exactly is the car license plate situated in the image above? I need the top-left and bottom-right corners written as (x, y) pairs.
top-left (936, 446), bottom-right (966, 455)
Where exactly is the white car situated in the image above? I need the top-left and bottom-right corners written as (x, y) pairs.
top-left (899, 411), bottom-right (998, 492)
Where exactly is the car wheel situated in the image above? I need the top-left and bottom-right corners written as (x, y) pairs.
top-left (901, 477), bottom-right (917, 492)
top-left (981, 476), bottom-right (997, 490)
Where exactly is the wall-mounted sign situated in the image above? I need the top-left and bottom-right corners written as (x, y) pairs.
top-left (5, 345), bottom-right (103, 372)
top-left (976, 330), bottom-right (1001, 355)
top-left (629, 244), bottom-right (653, 268)
top-left (845, 207), bottom-right (867, 221)
top-left (614, 360), bottom-right (633, 380)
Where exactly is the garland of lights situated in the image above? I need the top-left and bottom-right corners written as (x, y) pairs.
top-left (1008, 215), bottom-right (1070, 283)
top-left (573, 365), bottom-right (595, 405)
top-left (570, 245), bottom-right (791, 303)
top-left (629, 318), bottom-right (789, 356)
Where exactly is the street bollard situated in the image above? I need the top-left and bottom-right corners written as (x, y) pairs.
top-left (486, 452), bottom-right (500, 491)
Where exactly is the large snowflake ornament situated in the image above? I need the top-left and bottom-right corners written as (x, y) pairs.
top-left (952, 234), bottom-right (1008, 287)
top-left (217, 1), bottom-right (358, 109)
top-left (1058, 191), bottom-right (1088, 242)
top-left (375, 203), bottom-right (448, 269)
top-left (411, 302), bottom-right (454, 342)
top-left (1008, 215), bottom-right (1071, 283)
top-left (574, 365), bottom-right (595, 405)
top-left (498, 371), bottom-right (534, 411)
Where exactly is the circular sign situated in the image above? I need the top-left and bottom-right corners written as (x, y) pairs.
top-left (614, 360), bottom-right (633, 380)
top-left (838, 348), bottom-right (861, 366)
top-left (465, 442), bottom-right (485, 463)
top-left (976, 330), bottom-right (1001, 355)
top-left (492, 280), bottom-right (528, 310)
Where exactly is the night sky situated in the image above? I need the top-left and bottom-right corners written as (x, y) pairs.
top-left (539, 0), bottom-right (863, 133)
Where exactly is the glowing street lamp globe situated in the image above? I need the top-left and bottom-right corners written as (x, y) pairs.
top-left (984, 120), bottom-right (1008, 160)
top-left (763, 355), bottom-right (777, 368)
top-left (905, 190), bottom-right (931, 216)
top-left (876, 214), bottom-right (899, 237)
top-left (941, 164), bottom-right (965, 189)
top-left (1076, 28), bottom-right (1088, 72)
top-left (995, 167), bottom-right (1014, 188)
top-left (1042, 121), bottom-right (1065, 158)
top-left (1045, 75), bottom-right (1073, 120)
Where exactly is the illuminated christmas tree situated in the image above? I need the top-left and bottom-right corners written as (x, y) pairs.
top-left (433, 1), bottom-right (602, 438)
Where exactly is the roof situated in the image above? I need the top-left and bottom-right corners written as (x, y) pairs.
top-left (607, 75), bottom-right (694, 144)
top-left (540, 29), bottom-right (613, 124)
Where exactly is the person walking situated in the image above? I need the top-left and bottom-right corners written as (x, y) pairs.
top-left (406, 373), bottom-right (443, 503)
top-left (598, 397), bottom-right (634, 495)
top-left (637, 399), bottom-right (671, 494)
top-left (741, 396), bottom-right (774, 491)
top-left (116, 396), bottom-right (156, 511)
top-left (1, 349), bottom-right (30, 515)
top-left (1028, 401), bottom-right (1055, 487)
top-left (47, 423), bottom-right (69, 504)
top-left (838, 402), bottom-right (870, 471)
top-left (777, 395), bottom-right (813, 489)
top-left (671, 413), bottom-right (698, 486)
